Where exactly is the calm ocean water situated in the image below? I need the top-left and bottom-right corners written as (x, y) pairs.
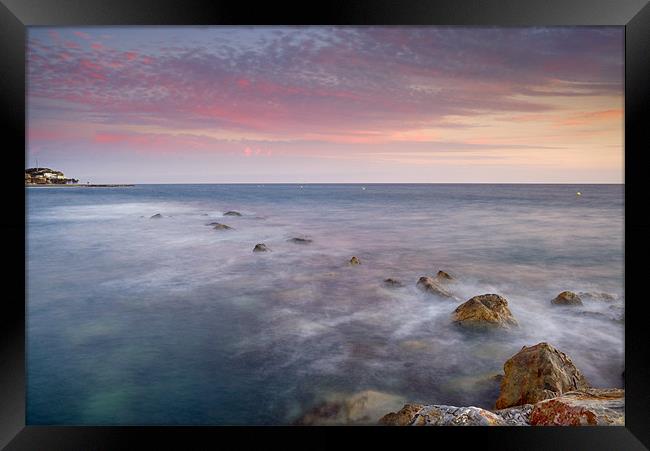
top-left (26, 184), bottom-right (624, 425)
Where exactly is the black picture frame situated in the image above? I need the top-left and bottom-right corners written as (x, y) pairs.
top-left (2, 0), bottom-right (649, 449)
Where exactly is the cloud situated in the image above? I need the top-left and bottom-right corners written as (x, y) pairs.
top-left (27, 27), bottom-right (622, 141)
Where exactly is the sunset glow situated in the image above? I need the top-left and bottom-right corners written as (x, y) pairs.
top-left (27, 27), bottom-right (624, 183)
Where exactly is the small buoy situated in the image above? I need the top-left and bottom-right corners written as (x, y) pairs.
top-left (576, 192), bottom-right (582, 196)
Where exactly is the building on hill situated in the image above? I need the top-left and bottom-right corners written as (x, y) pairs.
top-left (25, 168), bottom-right (79, 185)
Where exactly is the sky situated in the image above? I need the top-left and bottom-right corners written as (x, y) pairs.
top-left (27, 26), bottom-right (624, 184)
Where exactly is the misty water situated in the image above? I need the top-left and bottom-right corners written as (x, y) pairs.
top-left (26, 184), bottom-right (624, 425)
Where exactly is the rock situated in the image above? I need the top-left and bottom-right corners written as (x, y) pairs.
top-left (495, 342), bottom-right (589, 409)
top-left (577, 291), bottom-right (617, 302)
top-left (529, 388), bottom-right (624, 426)
top-left (551, 291), bottom-right (583, 306)
top-left (296, 390), bottom-right (405, 425)
top-left (223, 211), bottom-right (242, 216)
top-left (378, 404), bottom-right (424, 425)
top-left (349, 256), bottom-right (361, 265)
top-left (150, 213), bottom-right (163, 219)
top-left (452, 294), bottom-right (518, 329)
top-left (288, 237), bottom-right (313, 244)
top-left (417, 276), bottom-right (454, 298)
top-left (577, 310), bottom-right (623, 323)
top-left (380, 404), bottom-right (507, 426)
top-left (494, 404), bottom-right (534, 426)
top-left (212, 223), bottom-right (233, 230)
top-left (383, 278), bottom-right (404, 288)
top-left (435, 270), bottom-right (454, 281)
top-left (253, 243), bottom-right (269, 252)
top-left (399, 340), bottom-right (429, 351)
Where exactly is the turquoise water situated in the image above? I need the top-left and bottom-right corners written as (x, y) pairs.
top-left (26, 184), bottom-right (624, 424)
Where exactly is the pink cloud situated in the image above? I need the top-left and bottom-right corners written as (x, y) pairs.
top-left (559, 109), bottom-right (623, 126)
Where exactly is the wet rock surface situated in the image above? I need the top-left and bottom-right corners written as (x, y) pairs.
top-left (383, 278), bottom-right (404, 288)
top-left (288, 237), bottom-right (313, 244)
top-left (493, 404), bottom-right (534, 426)
top-left (435, 270), bottom-right (454, 281)
top-left (380, 403), bottom-right (534, 426)
top-left (551, 291), bottom-right (583, 306)
top-left (253, 243), bottom-right (270, 252)
top-left (452, 294), bottom-right (518, 329)
top-left (223, 211), bottom-right (242, 216)
top-left (417, 276), bottom-right (454, 298)
top-left (577, 291), bottom-right (617, 302)
top-left (495, 342), bottom-right (589, 409)
top-left (380, 404), bottom-right (507, 426)
top-left (378, 403), bottom-right (425, 425)
top-left (212, 223), bottom-right (233, 230)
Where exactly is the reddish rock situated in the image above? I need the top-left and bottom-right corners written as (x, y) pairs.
top-left (529, 388), bottom-right (624, 426)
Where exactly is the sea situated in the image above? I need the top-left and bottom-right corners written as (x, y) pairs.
top-left (26, 184), bottom-right (625, 425)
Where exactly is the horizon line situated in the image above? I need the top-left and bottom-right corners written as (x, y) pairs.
top-left (68, 181), bottom-right (625, 185)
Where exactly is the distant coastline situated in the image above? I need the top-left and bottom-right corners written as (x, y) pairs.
top-left (26, 184), bottom-right (135, 188)
top-left (25, 167), bottom-right (134, 187)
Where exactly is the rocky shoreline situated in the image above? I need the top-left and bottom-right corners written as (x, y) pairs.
top-left (146, 207), bottom-right (624, 427)
top-left (379, 342), bottom-right (624, 426)
top-left (296, 343), bottom-right (624, 426)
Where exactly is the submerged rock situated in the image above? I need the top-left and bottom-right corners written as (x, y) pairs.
top-left (349, 256), bottom-right (361, 265)
top-left (212, 223), bottom-right (233, 230)
top-left (383, 278), bottom-right (404, 288)
top-left (551, 291), bottom-right (583, 306)
top-left (577, 291), bottom-right (617, 303)
top-left (417, 276), bottom-right (454, 298)
top-left (288, 237), bottom-right (313, 244)
top-left (380, 404), bottom-right (506, 426)
top-left (495, 342), bottom-right (589, 409)
top-left (253, 243), bottom-right (270, 252)
top-left (398, 340), bottom-right (429, 351)
top-left (452, 294), bottom-right (518, 329)
top-left (296, 390), bottom-right (405, 425)
top-left (435, 270), bottom-right (454, 281)
top-left (223, 211), bottom-right (242, 216)
top-left (529, 388), bottom-right (624, 426)
top-left (150, 213), bottom-right (163, 219)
